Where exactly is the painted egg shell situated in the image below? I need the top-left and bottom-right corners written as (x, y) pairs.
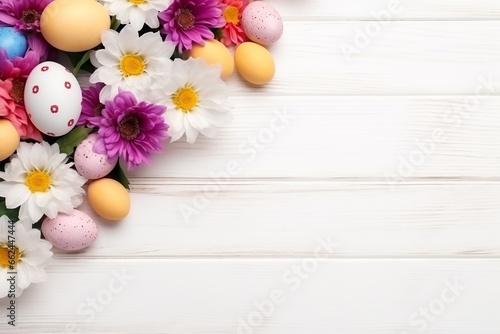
top-left (75, 133), bottom-right (118, 180)
top-left (41, 210), bottom-right (98, 251)
top-left (190, 40), bottom-right (234, 80)
top-left (242, 2), bottom-right (283, 46)
top-left (24, 61), bottom-right (82, 137)
top-left (0, 119), bottom-right (20, 161)
top-left (41, 0), bottom-right (111, 52)
top-left (88, 178), bottom-right (131, 221)
top-left (0, 27), bottom-right (28, 59)
top-left (235, 42), bottom-right (275, 85)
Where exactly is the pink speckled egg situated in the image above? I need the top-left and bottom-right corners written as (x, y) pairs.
top-left (241, 1), bottom-right (283, 46)
top-left (74, 133), bottom-right (118, 180)
top-left (42, 210), bottom-right (98, 251)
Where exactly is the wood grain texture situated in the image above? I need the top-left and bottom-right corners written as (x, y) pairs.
top-left (2, 259), bottom-right (499, 333)
top-left (63, 182), bottom-right (500, 258)
top-left (274, 0), bottom-right (500, 20)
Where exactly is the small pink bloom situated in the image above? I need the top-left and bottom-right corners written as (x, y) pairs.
top-left (219, 0), bottom-right (248, 46)
top-left (0, 79), bottom-right (42, 141)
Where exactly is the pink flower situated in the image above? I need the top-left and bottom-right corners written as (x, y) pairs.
top-left (94, 90), bottom-right (169, 170)
top-left (77, 83), bottom-right (105, 128)
top-left (0, 0), bottom-right (54, 60)
top-left (0, 49), bottom-right (40, 80)
top-left (219, 0), bottom-right (248, 46)
top-left (0, 79), bottom-right (42, 141)
top-left (159, 0), bottom-right (225, 52)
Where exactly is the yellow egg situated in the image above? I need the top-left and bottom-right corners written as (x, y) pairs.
top-left (190, 40), bottom-right (234, 80)
top-left (235, 42), bottom-right (275, 85)
top-left (40, 0), bottom-right (110, 52)
top-left (0, 119), bottom-right (20, 161)
top-left (87, 178), bottom-right (130, 221)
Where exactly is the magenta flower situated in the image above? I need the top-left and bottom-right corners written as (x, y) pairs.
top-left (77, 83), bottom-right (105, 128)
top-left (0, 49), bottom-right (39, 80)
top-left (159, 0), bottom-right (225, 52)
top-left (0, 0), bottom-right (53, 60)
top-left (94, 90), bottom-right (169, 170)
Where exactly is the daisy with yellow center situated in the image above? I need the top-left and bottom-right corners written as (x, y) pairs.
top-left (157, 58), bottom-right (232, 143)
top-left (0, 142), bottom-right (86, 223)
top-left (90, 24), bottom-right (175, 103)
top-left (219, 0), bottom-right (249, 46)
top-left (0, 216), bottom-right (53, 298)
top-left (100, 0), bottom-right (169, 31)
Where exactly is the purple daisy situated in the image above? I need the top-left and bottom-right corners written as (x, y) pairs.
top-left (94, 90), bottom-right (170, 170)
top-left (0, 0), bottom-right (53, 60)
top-left (159, 0), bottom-right (225, 52)
top-left (77, 83), bottom-right (105, 128)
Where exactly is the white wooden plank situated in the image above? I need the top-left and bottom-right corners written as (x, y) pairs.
top-left (127, 96), bottom-right (500, 179)
top-left (77, 22), bottom-right (500, 96)
top-left (3, 259), bottom-right (499, 333)
top-left (272, 0), bottom-right (500, 20)
top-left (66, 182), bottom-right (500, 257)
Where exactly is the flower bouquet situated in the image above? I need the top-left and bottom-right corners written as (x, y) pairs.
top-left (0, 0), bottom-right (283, 298)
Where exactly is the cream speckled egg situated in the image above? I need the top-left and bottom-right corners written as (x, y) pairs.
top-left (24, 61), bottom-right (82, 137)
top-left (41, 210), bottom-right (98, 251)
top-left (75, 133), bottom-right (118, 180)
top-left (242, 2), bottom-right (283, 46)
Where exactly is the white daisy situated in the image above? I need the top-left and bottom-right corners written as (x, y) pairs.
top-left (156, 58), bottom-right (233, 143)
top-left (0, 215), bottom-right (53, 298)
top-left (0, 142), bottom-right (86, 223)
top-left (100, 0), bottom-right (170, 31)
top-left (90, 24), bottom-right (175, 102)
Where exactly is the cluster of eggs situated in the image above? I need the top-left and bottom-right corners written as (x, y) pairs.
top-left (0, 0), bottom-right (127, 252)
top-left (190, 1), bottom-right (283, 85)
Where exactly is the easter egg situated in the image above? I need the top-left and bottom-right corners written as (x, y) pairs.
top-left (190, 40), bottom-right (234, 80)
top-left (88, 178), bottom-right (130, 221)
top-left (40, 0), bottom-right (110, 52)
top-left (41, 210), bottom-right (98, 251)
top-left (235, 42), bottom-right (275, 85)
top-left (75, 134), bottom-right (118, 180)
top-left (24, 61), bottom-right (82, 137)
top-left (0, 119), bottom-right (20, 161)
top-left (0, 27), bottom-right (28, 59)
top-left (242, 2), bottom-right (283, 46)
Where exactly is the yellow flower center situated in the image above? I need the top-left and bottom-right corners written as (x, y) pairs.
top-left (25, 171), bottom-right (51, 193)
top-left (0, 246), bottom-right (21, 269)
top-left (129, 0), bottom-right (145, 4)
top-left (173, 87), bottom-right (198, 112)
top-left (223, 5), bottom-right (240, 25)
top-left (120, 54), bottom-right (145, 77)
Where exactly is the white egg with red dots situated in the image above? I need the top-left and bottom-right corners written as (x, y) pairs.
top-left (24, 61), bottom-right (82, 137)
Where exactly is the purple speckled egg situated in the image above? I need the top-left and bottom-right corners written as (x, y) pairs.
top-left (74, 133), bottom-right (117, 180)
top-left (241, 1), bottom-right (283, 46)
top-left (42, 210), bottom-right (98, 251)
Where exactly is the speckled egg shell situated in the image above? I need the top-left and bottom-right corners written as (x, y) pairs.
top-left (75, 133), bottom-right (118, 180)
top-left (42, 210), bottom-right (98, 251)
top-left (242, 2), bottom-right (283, 46)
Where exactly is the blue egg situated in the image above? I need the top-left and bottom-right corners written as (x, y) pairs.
top-left (0, 27), bottom-right (28, 59)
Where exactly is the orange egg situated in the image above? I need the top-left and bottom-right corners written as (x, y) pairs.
top-left (0, 119), bottom-right (20, 161)
top-left (40, 0), bottom-right (110, 52)
top-left (190, 40), bottom-right (234, 80)
top-left (235, 42), bottom-right (275, 85)
top-left (87, 178), bottom-right (130, 221)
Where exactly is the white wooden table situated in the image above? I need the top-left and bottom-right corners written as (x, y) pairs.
top-left (4, 1), bottom-right (500, 332)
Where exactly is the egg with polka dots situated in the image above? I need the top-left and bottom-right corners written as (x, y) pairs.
top-left (75, 133), bottom-right (118, 180)
top-left (24, 61), bottom-right (82, 137)
top-left (41, 210), bottom-right (98, 251)
top-left (241, 1), bottom-right (283, 46)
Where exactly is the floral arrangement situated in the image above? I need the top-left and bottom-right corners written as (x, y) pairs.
top-left (0, 0), bottom-right (282, 298)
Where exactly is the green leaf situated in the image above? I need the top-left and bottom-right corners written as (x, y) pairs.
top-left (55, 126), bottom-right (93, 156)
top-left (108, 163), bottom-right (130, 190)
top-left (72, 50), bottom-right (92, 76)
top-left (0, 200), bottom-right (19, 221)
top-left (111, 16), bottom-right (122, 30)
